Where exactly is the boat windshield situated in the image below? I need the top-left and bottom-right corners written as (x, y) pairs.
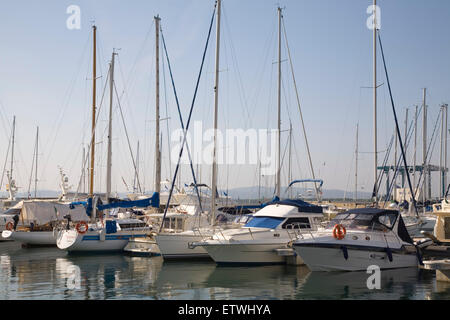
top-left (244, 216), bottom-right (284, 229)
top-left (327, 212), bottom-right (398, 231)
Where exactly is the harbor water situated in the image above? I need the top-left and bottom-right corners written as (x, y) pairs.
top-left (0, 241), bottom-right (450, 300)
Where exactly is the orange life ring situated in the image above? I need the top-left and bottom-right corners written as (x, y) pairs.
top-left (332, 224), bottom-right (346, 240)
top-left (76, 221), bottom-right (89, 234)
top-left (5, 222), bottom-right (13, 231)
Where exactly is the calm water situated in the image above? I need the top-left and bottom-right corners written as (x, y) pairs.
top-left (0, 241), bottom-right (450, 300)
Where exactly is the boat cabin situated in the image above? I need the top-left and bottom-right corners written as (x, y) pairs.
top-left (243, 199), bottom-right (323, 231)
top-left (432, 200), bottom-right (450, 243)
top-left (327, 208), bottom-right (413, 244)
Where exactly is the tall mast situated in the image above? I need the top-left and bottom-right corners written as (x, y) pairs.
top-left (394, 123), bottom-right (397, 201)
top-left (422, 88), bottom-right (427, 205)
top-left (413, 105), bottom-right (418, 200)
top-left (10, 115), bottom-right (15, 182)
top-left (276, 7), bottom-right (282, 198)
top-left (134, 141), bottom-right (140, 193)
top-left (403, 108), bottom-right (408, 200)
top-left (445, 105), bottom-right (448, 196)
top-left (89, 25), bottom-right (97, 198)
top-left (211, 0), bottom-right (221, 223)
top-left (82, 146), bottom-right (85, 194)
top-left (155, 15), bottom-right (161, 196)
top-left (7, 116), bottom-right (16, 201)
top-left (373, 0), bottom-right (378, 203)
top-left (34, 126), bottom-right (39, 199)
top-left (106, 49), bottom-right (116, 203)
top-left (355, 124), bottom-right (359, 202)
top-left (288, 122), bottom-right (292, 199)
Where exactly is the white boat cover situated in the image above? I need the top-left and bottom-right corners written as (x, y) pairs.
top-left (19, 201), bottom-right (89, 225)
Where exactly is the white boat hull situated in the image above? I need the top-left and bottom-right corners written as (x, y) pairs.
top-left (56, 229), bottom-right (147, 252)
top-left (124, 238), bottom-right (161, 256)
top-left (202, 242), bottom-right (292, 265)
top-left (2, 230), bottom-right (56, 246)
top-left (294, 244), bottom-right (418, 272)
top-left (156, 233), bottom-right (210, 259)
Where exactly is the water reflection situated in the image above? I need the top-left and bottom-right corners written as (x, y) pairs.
top-left (0, 240), bottom-right (450, 300)
top-left (204, 265), bottom-right (311, 299)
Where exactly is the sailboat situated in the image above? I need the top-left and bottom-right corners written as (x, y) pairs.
top-left (56, 26), bottom-right (159, 253)
top-left (155, 0), bottom-right (238, 259)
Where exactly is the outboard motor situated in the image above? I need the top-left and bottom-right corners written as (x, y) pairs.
top-left (63, 214), bottom-right (72, 230)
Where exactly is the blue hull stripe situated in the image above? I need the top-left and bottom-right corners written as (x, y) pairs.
top-left (82, 234), bottom-right (147, 241)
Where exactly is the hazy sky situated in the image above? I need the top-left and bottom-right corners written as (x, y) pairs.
top-left (0, 0), bottom-right (449, 198)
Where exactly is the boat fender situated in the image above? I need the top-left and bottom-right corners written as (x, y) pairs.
top-left (385, 247), bottom-right (393, 262)
top-left (76, 221), bottom-right (89, 234)
top-left (333, 224), bottom-right (346, 240)
top-left (5, 222), bottom-right (13, 231)
top-left (340, 245), bottom-right (348, 260)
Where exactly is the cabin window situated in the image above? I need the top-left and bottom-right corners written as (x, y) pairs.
top-left (118, 222), bottom-right (147, 229)
top-left (282, 217), bottom-right (311, 229)
top-left (444, 218), bottom-right (450, 239)
top-left (244, 216), bottom-right (284, 229)
top-left (328, 213), bottom-right (373, 230)
top-left (176, 218), bottom-right (183, 230)
top-left (376, 213), bottom-right (397, 230)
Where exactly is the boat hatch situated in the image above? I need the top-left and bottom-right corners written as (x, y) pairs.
top-left (244, 216), bottom-right (284, 229)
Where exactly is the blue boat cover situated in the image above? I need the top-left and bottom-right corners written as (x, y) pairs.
top-left (69, 192), bottom-right (160, 217)
top-left (105, 220), bottom-right (117, 234)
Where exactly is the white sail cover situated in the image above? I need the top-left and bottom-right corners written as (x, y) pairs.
top-left (19, 201), bottom-right (89, 225)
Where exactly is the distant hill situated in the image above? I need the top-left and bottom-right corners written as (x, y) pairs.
top-left (0, 186), bottom-right (372, 201)
top-left (225, 186), bottom-right (372, 200)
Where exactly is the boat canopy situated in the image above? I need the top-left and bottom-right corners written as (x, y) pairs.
top-left (253, 200), bottom-right (323, 218)
top-left (19, 201), bottom-right (89, 225)
top-left (70, 192), bottom-right (160, 217)
top-left (271, 199), bottom-right (323, 213)
top-left (329, 208), bottom-right (413, 244)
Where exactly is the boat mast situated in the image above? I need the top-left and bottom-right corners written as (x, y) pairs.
top-left (422, 88), bottom-right (427, 206)
top-left (155, 15), bottom-right (161, 197)
top-left (445, 104), bottom-right (448, 196)
top-left (34, 126), bottom-right (39, 199)
top-left (441, 105), bottom-right (444, 198)
top-left (89, 25), bottom-right (97, 198)
top-left (276, 6), bottom-right (282, 198)
top-left (373, 0), bottom-right (378, 203)
top-left (211, 0), bottom-right (221, 224)
top-left (288, 122), bottom-right (292, 199)
top-left (403, 108), bottom-right (408, 201)
top-left (134, 141), bottom-right (140, 193)
top-left (355, 124), bottom-right (359, 202)
top-left (7, 116), bottom-right (16, 201)
top-left (106, 49), bottom-right (116, 203)
top-left (413, 105), bottom-right (418, 201)
top-left (10, 115), bottom-right (15, 182)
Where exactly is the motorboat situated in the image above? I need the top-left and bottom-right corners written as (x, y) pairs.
top-left (56, 193), bottom-right (159, 253)
top-left (191, 199), bottom-right (324, 265)
top-left (293, 208), bottom-right (419, 271)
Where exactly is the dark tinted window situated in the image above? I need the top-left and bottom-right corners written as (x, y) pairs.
top-left (282, 217), bottom-right (311, 229)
